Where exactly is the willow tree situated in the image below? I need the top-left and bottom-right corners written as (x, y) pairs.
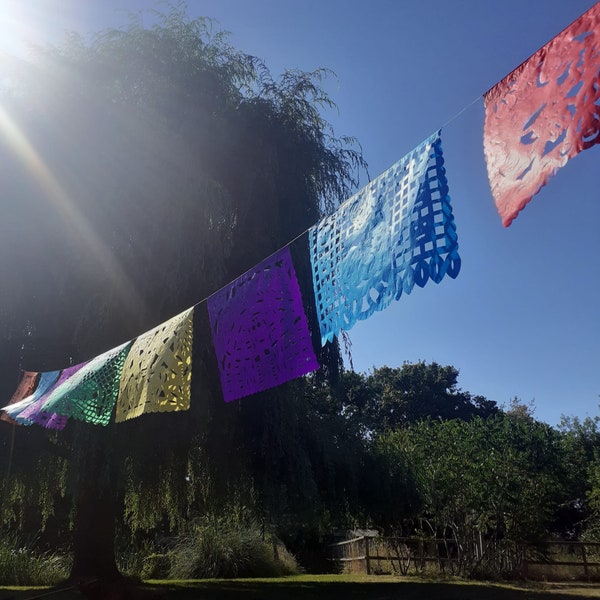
top-left (0, 9), bottom-right (364, 580)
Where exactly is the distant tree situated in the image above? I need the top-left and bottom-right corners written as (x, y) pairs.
top-left (391, 413), bottom-right (564, 575)
top-left (336, 362), bottom-right (498, 435)
top-left (586, 455), bottom-right (600, 540)
top-left (300, 363), bottom-right (499, 534)
top-left (0, 8), bottom-right (365, 580)
top-left (557, 414), bottom-right (600, 539)
top-left (360, 430), bottom-right (423, 532)
top-left (504, 397), bottom-right (537, 421)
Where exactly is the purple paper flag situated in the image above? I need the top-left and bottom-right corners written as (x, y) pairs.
top-left (208, 247), bottom-right (319, 402)
top-left (18, 362), bottom-right (88, 430)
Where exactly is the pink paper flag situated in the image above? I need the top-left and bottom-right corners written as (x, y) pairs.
top-left (484, 3), bottom-right (600, 226)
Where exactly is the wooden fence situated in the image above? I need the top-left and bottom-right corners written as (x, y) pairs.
top-left (328, 536), bottom-right (600, 581)
top-left (525, 540), bottom-right (600, 581)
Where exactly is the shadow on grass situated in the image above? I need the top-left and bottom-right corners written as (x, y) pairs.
top-left (2, 577), bottom-right (600, 600)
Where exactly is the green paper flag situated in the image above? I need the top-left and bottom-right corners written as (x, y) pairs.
top-left (42, 341), bottom-right (131, 426)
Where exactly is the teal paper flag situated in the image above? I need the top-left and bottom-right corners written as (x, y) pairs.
top-left (41, 342), bottom-right (131, 426)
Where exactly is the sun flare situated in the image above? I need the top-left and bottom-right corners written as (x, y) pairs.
top-left (0, 100), bottom-right (146, 318)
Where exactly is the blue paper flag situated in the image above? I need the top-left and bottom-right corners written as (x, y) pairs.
top-left (309, 131), bottom-right (460, 345)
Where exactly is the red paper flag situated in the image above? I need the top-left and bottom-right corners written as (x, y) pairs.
top-left (484, 3), bottom-right (600, 226)
top-left (1, 371), bottom-right (38, 425)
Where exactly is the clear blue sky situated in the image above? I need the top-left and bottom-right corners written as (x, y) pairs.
top-left (1, 0), bottom-right (598, 426)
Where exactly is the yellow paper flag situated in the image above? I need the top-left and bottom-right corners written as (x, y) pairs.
top-left (116, 307), bottom-right (193, 423)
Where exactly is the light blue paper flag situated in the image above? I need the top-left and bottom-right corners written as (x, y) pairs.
top-left (309, 131), bottom-right (460, 345)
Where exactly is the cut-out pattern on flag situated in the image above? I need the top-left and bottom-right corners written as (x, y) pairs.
top-left (310, 131), bottom-right (460, 345)
top-left (116, 308), bottom-right (194, 422)
top-left (1, 371), bottom-right (38, 425)
top-left (2, 371), bottom-right (60, 424)
top-left (208, 247), bottom-right (319, 402)
top-left (41, 342), bottom-right (131, 426)
top-left (484, 3), bottom-right (600, 226)
top-left (18, 363), bottom-right (88, 430)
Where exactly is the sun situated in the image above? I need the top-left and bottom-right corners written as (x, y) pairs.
top-left (0, 0), bottom-right (76, 57)
top-left (0, 0), bottom-right (147, 319)
top-left (0, 0), bottom-right (36, 56)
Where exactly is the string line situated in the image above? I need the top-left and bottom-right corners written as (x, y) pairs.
top-left (6, 90), bottom-right (487, 371)
top-left (194, 90), bottom-right (484, 310)
top-left (11, 3), bottom-right (592, 372)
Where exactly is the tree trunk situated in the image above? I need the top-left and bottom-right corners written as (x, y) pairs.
top-left (69, 485), bottom-right (120, 581)
top-left (68, 426), bottom-right (121, 582)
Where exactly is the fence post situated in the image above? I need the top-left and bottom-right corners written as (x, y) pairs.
top-left (364, 537), bottom-right (371, 575)
top-left (581, 543), bottom-right (589, 582)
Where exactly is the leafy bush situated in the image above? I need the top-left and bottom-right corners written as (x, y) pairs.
top-left (0, 535), bottom-right (70, 585)
top-left (167, 515), bottom-right (299, 579)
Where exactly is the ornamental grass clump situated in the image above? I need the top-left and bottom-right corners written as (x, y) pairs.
top-left (168, 515), bottom-right (299, 579)
top-left (0, 535), bottom-right (70, 585)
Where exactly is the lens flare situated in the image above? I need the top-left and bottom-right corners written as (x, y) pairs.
top-left (0, 102), bottom-right (145, 317)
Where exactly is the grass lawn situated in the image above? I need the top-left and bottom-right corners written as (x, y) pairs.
top-left (1, 574), bottom-right (600, 599)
